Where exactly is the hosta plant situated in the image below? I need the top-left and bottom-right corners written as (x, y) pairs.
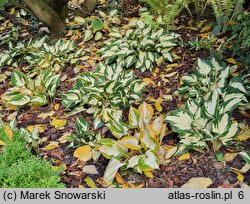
top-left (0, 37), bottom-right (84, 75)
top-left (74, 102), bottom-right (167, 184)
top-left (2, 69), bottom-right (60, 108)
top-left (62, 63), bottom-right (145, 128)
top-left (179, 58), bottom-right (249, 108)
top-left (97, 20), bottom-right (179, 72)
top-left (165, 97), bottom-right (240, 153)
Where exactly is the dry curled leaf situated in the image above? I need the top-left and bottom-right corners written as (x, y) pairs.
top-left (181, 177), bottom-right (213, 188)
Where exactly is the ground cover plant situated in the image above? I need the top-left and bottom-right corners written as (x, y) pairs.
top-left (0, 121), bottom-right (64, 187)
top-left (0, 0), bottom-right (249, 188)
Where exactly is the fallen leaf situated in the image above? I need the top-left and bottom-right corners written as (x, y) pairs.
top-left (143, 78), bottom-right (155, 86)
top-left (0, 140), bottom-right (6, 146)
top-left (231, 170), bottom-right (244, 182)
top-left (200, 24), bottom-right (211, 33)
top-left (82, 165), bottom-right (99, 175)
top-left (143, 171), bottom-right (154, 178)
top-left (84, 177), bottom-right (97, 188)
top-left (224, 153), bottom-right (238, 162)
top-left (155, 97), bottom-right (163, 112)
top-left (6, 111), bottom-right (18, 121)
top-left (44, 141), bottom-right (59, 151)
top-left (3, 125), bottom-right (12, 141)
top-left (51, 118), bottom-right (67, 129)
top-left (51, 164), bottom-right (67, 174)
top-left (54, 104), bottom-right (60, 111)
top-left (78, 185), bottom-right (85, 188)
top-left (225, 58), bottom-right (237, 65)
top-left (74, 145), bottom-right (92, 162)
top-left (37, 111), bottom-right (55, 119)
top-left (27, 124), bottom-right (46, 133)
top-left (181, 177), bottom-right (213, 188)
top-left (236, 129), bottom-right (250, 141)
top-left (115, 172), bottom-right (126, 185)
top-left (178, 153), bottom-right (190, 161)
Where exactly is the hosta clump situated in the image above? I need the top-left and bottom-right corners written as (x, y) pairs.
top-left (97, 20), bottom-right (179, 72)
top-left (0, 37), bottom-right (84, 75)
top-left (2, 69), bottom-right (60, 108)
top-left (165, 97), bottom-right (240, 153)
top-left (62, 63), bottom-right (145, 128)
top-left (75, 103), bottom-right (166, 184)
top-left (179, 58), bottom-right (249, 107)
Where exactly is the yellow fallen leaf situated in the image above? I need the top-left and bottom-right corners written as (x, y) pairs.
top-left (236, 129), bottom-right (250, 141)
top-left (74, 145), bottom-right (92, 162)
top-left (44, 141), bottom-right (59, 151)
top-left (78, 185), bottom-right (85, 188)
top-left (51, 164), bottom-right (67, 174)
top-left (182, 177), bottom-right (213, 188)
top-left (0, 140), bottom-right (6, 146)
top-left (143, 171), bottom-right (154, 178)
top-left (200, 24), bottom-right (211, 33)
top-left (51, 118), bottom-right (67, 129)
top-left (155, 97), bottom-right (163, 112)
top-left (3, 125), bottom-right (12, 141)
top-left (225, 58), bottom-right (237, 65)
top-left (224, 153), bottom-right (238, 162)
top-left (166, 63), bottom-right (179, 68)
top-left (115, 173), bottom-right (126, 185)
top-left (27, 124), bottom-right (45, 133)
top-left (231, 170), bottom-right (244, 182)
top-left (54, 104), bottom-right (60, 111)
top-left (143, 78), bottom-right (155, 86)
top-left (10, 7), bottom-right (15, 15)
top-left (37, 111), bottom-right (55, 119)
top-left (84, 177), bottom-right (97, 188)
top-left (178, 153), bottom-right (190, 161)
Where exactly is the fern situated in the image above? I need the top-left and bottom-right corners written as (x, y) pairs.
top-left (139, 0), bottom-right (185, 29)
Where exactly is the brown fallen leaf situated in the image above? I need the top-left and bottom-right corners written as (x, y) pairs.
top-left (181, 177), bottom-right (213, 188)
top-left (224, 153), bottom-right (238, 162)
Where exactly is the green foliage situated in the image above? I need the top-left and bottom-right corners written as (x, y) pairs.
top-left (139, 0), bottom-right (185, 29)
top-left (165, 58), bottom-right (248, 153)
top-left (62, 63), bottom-right (145, 128)
top-left (97, 20), bottom-right (179, 72)
top-left (0, 37), bottom-right (84, 75)
top-left (219, 11), bottom-right (250, 65)
top-left (0, 121), bottom-right (64, 188)
top-left (2, 69), bottom-right (60, 108)
top-left (187, 35), bottom-right (216, 51)
top-left (89, 103), bottom-right (166, 184)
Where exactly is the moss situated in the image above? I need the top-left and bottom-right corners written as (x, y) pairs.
top-left (0, 128), bottom-right (65, 188)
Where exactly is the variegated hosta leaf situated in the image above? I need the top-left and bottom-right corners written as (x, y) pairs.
top-left (76, 117), bottom-right (90, 133)
top-left (196, 58), bottom-right (211, 76)
top-left (239, 152), bottom-right (250, 165)
top-left (128, 107), bottom-right (140, 128)
top-left (11, 70), bottom-right (26, 87)
top-left (212, 113), bottom-right (230, 135)
top-left (204, 90), bottom-right (219, 118)
top-left (98, 139), bottom-right (125, 158)
top-left (220, 122), bottom-right (238, 145)
top-left (165, 110), bottom-right (193, 133)
top-left (31, 93), bottom-right (48, 105)
top-left (138, 150), bottom-right (159, 171)
top-left (138, 102), bottom-right (154, 128)
top-left (119, 136), bottom-right (141, 150)
top-left (3, 94), bottom-right (30, 106)
top-left (103, 158), bottom-right (125, 184)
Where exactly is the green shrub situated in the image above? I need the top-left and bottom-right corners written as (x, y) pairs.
top-left (97, 20), bottom-right (179, 72)
top-left (0, 122), bottom-right (64, 188)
